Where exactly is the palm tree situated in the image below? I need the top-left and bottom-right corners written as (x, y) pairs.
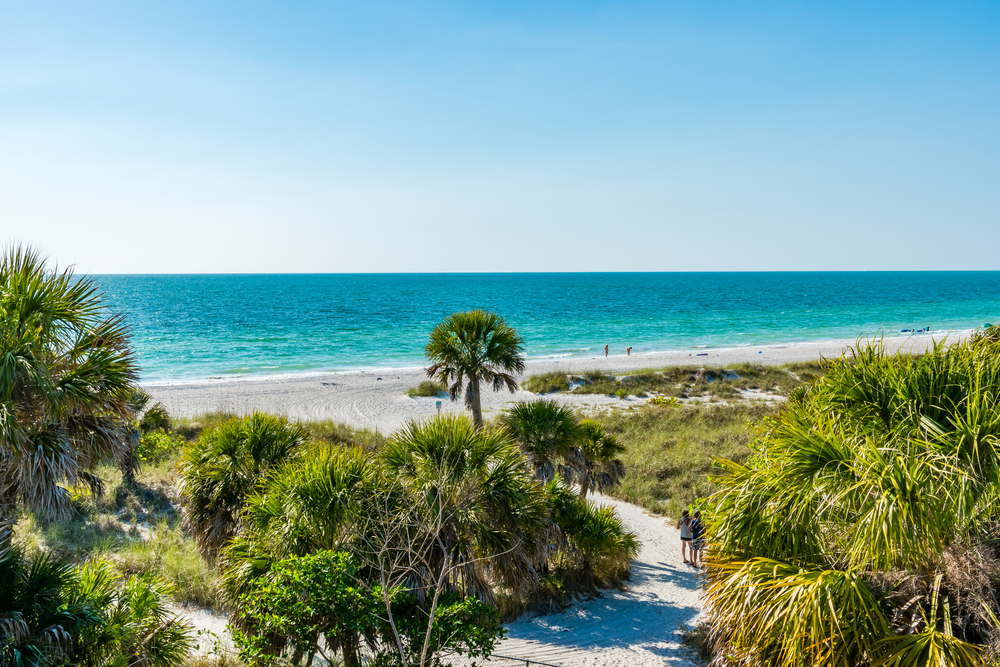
top-left (119, 388), bottom-right (170, 486)
top-left (570, 420), bottom-right (626, 499)
top-left (0, 245), bottom-right (138, 543)
top-left (179, 412), bottom-right (306, 559)
top-left (703, 335), bottom-right (1000, 666)
top-left (69, 559), bottom-right (193, 667)
top-left (545, 478), bottom-right (639, 587)
top-left (424, 310), bottom-right (525, 429)
top-left (221, 417), bottom-right (549, 667)
top-left (382, 415), bottom-right (550, 601)
top-left (0, 546), bottom-right (95, 667)
top-left (500, 400), bottom-right (581, 482)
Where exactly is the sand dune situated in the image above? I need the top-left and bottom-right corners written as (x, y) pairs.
top-left (147, 334), bottom-right (954, 434)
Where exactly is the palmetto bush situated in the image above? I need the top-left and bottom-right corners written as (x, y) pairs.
top-left (546, 478), bottom-right (639, 586)
top-left (218, 413), bottom-right (640, 665)
top-left (704, 336), bottom-right (1000, 667)
top-left (0, 245), bottom-right (138, 538)
top-left (179, 412), bottom-right (307, 559)
top-left (500, 400), bottom-right (581, 482)
top-left (0, 546), bottom-right (192, 667)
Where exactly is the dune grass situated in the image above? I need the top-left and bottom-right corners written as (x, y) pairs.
top-left (592, 401), bottom-right (778, 519)
top-left (405, 380), bottom-right (447, 397)
top-left (173, 411), bottom-right (388, 450)
top-left (522, 361), bottom-right (825, 400)
top-left (521, 371), bottom-right (571, 394)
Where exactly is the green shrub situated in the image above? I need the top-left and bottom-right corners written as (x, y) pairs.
top-left (648, 396), bottom-right (681, 407)
top-left (405, 380), bottom-right (447, 397)
top-left (138, 430), bottom-right (185, 463)
top-left (521, 372), bottom-right (570, 394)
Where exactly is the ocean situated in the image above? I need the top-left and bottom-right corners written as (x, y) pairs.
top-left (91, 272), bottom-right (1000, 383)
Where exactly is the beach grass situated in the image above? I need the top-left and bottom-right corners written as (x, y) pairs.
top-left (521, 371), bottom-right (571, 394)
top-left (591, 401), bottom-right (778, 519)
top-left (15, 454), bottom-right (221, 608)
top-left (405, 380), bottom-right (447, 398)
top-left (523, 361), bottom-right (825, 400)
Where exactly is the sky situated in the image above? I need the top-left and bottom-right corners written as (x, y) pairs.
top-left (1, 1), bottom-right (998, 273)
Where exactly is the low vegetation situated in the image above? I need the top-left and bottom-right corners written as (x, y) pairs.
top-left (522, 361), bottom-right (825, 399)
top-left (405, 380), bottom-right (446, 397)
top-left (593, 402), bottom-right (776, 519)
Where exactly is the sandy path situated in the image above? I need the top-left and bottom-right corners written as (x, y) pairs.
top-left (492, 493), bottom-right (702, 667)
top-left (146, 334), bottom-right (955, 434)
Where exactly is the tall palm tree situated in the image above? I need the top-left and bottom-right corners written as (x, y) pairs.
top-left (500, 400), bottom-right (581, 482)
top-left (703, 335), bottom-right (1000, 666)
top-left (424, 310), bottom-right (525, 429)
top-left (0, 245), bottom-right (138, 543)
top-left (570, 420), bottom-right (626, 499)
top-left (179, 412), bottom-right (306, 559)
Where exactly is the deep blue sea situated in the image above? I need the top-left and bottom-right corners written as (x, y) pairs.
top-left (91, 273), bottom-right (1000, 382)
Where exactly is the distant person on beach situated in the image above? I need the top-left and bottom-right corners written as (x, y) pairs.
top-left (627, 346), bottom-right (632, 356)
top-left (676, 509), bottom-right (692, 564)
top-left (689, 510), bottom-right (705, 568)
top-left (604, 345), bottom-right (609, 357)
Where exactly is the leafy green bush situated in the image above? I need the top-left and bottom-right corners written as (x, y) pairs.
top-left (233, 551), bottom-right (387, 667)
top-left (405, 380), bottom-right (447, 397)
top-left (233, 550), bottom-right (503, 667)
top-left (648, 396), bottom-right (680, 407)
top-left (138, 430), bottom-right (185, 463)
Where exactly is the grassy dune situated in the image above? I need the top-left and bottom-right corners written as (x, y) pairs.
top-left (593, 402), bottom-right (776, 519)
top-left (523, 361), bottom-right (824, 399)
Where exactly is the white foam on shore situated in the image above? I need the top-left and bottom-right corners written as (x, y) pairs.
top-left (142, 330), bottom-right (975, 388)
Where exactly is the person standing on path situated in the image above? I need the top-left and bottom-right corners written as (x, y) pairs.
top-left (627, 346), bottom-right (632, 356)
top-left (689, 510), bottom-right (705, 568)
top-left (676, 509), bottom-right (693, 564)
top-left (604, 345), bottom-right (609, 357)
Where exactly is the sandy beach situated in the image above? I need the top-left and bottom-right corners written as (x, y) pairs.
top-left (146, 333), bottom-right (960, 434)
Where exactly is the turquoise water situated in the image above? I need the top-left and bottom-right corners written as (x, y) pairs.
top-left (92, 273), bottom-right (1000, 382)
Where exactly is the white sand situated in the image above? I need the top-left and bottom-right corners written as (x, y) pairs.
top-left (494, 492), bottom-right (703, 667)
top-left (146, 333), bottom-right (959, 434)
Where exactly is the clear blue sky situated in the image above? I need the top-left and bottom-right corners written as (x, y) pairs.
top-left (2, 1), bottom-right (998, 272)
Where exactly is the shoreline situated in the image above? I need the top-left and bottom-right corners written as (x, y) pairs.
top-left (145, 332), bottom-right (965, 433)
top-left (141, 329), bottom-right (967, 387)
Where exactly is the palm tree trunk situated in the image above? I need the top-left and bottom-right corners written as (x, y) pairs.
top-left (469, 377), bottom-right (484, 429)
top-left (579, 474), bottom-right (591, 499)
top-left (0, 477), bottom-right (17, 549)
